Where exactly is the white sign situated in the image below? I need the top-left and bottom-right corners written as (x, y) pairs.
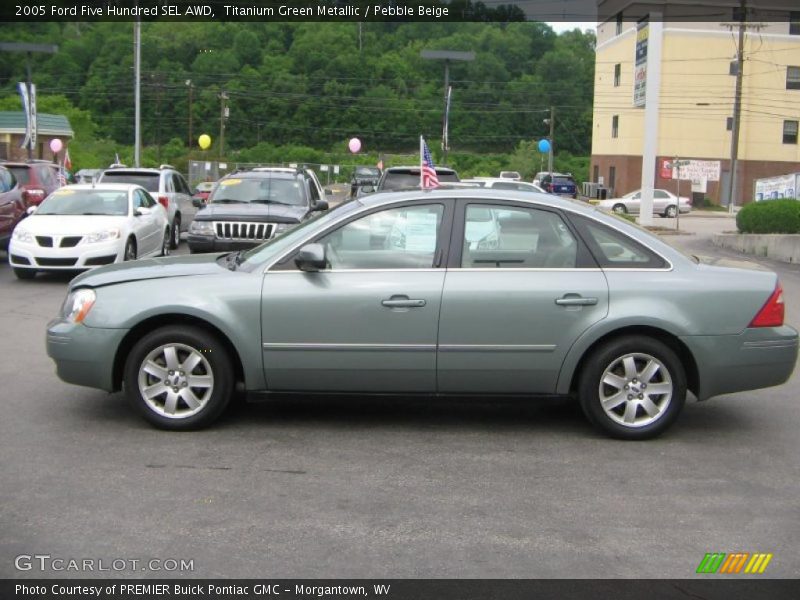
top-left (333, 165), bottom-right (340, 175)
top-left (674, 160), bottom-right (721, 182)
top-left (691, 178), bottom-right (707, 193)
top-left (320, 165), bottom-right (329, 172)
top-left (219, 163), bottom-right (227, 169)
top-left (755, 173), bottom-right (799, 201)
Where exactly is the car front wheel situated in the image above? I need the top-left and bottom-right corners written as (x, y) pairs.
top-left (124, 326), bottom-right (234, 430)
top-left (578, 336), bottom-right (686, 440)
top-left (170, 214), bottom-right (181, 249)
top-left (664, 205), bottom-right (678, 218)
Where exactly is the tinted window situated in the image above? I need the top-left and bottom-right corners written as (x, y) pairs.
top-left (317, 204), bottom-right (444, 270)
top-left (7, 166), bottom-right (30, 185)
top-left (461, 204), bottom-right (577, 269)
top-left (102, 172), bottom-right (160, 192)
top-left (0, 167), bottom-right (14, 192)
top-left (382, 170), bottom-right (458, 190)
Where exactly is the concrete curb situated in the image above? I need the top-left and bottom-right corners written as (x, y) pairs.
top-left (712, 233), bottom-right (800, 264)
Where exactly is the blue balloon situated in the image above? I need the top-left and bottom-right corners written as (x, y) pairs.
top-left (538, 139), bottom-right (551, 153)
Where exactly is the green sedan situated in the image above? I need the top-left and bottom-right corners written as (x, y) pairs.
top-left (46, 189), bottom-right (798, 439)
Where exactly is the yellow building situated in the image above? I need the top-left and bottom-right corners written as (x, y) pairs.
top-left (591, 4), bottom-right (800, 205)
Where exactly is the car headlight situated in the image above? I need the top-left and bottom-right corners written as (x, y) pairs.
top-left (189, 221), bottom-right (214, 235)
top-left (60, 288), bottom-right (96, 324)
top-left (273, 223), bottom-right (293, 235)
top-left (84, 229), bottom-right (120, 244)
top-left (12, 228), bottom-right (33, 243)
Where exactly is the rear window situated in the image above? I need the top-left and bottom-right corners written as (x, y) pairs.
top-left (382, 170), bottom-right (458, 190)
top-left (210, 176), bottom-right (307, 206)
top-left (7, 166), bottom-right (30, 185)
top-left (553, 177), bottom-right (575, 185)
top-left (101, 172), bottom-right (159, 192)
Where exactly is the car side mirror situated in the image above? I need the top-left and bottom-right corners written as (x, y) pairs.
top-left (26, 205), bottom-right (37, 216)
top-left (134, 207), bottom-right (151, 217)
top-left (313, 199), bottom-right (329, 212)
top-left (192, 197), bottom-right (203, 208)
top-left (295, 243), bottom-right (327, 272)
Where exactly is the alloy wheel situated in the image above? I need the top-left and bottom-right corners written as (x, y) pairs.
top-left (137, 343), bottom-right (214, 419)
top-left (598, 352), bottom-right (673, 428)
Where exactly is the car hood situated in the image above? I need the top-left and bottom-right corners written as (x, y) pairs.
top-left (194, 202), bottom-right (307, 223)
top-left (69, 252), bottom-right (229, 290)
top-left (19, 214), bottom-right (127, 235)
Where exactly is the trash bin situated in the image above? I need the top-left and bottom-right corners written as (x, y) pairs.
top-left (597, 187), bottom-right (608, 200)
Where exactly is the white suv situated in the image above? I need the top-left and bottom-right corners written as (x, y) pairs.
top-left (98, 165), bottom-right (196, 249)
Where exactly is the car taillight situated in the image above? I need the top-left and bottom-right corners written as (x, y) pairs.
top-left (158, 195), bottom-right (169, 209)
top-left (749, 282), bottom-right (784, 328)
top-left (22, 188), bottom-right (46, 204)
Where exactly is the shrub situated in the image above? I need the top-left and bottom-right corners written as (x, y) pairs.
top-left (737, 199), bottom-right (800, 233)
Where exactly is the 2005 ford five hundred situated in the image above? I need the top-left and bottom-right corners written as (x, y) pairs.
top-left (47, 189), bottom-right (798, 439)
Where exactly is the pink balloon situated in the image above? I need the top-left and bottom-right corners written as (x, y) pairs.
top-left (348, 138), bottom-right (361, 153)
top-left (49, 138), bottom-right (63, 154)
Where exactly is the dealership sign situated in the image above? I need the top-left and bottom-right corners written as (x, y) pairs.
top-left (660, 159), bottom-right (720, 182)
top-left (633, 21), bottom-right (648, 107)
top-left (754, 173), bottom-right (799, 201)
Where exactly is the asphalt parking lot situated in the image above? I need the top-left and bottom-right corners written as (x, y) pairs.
top-left (1, 214), bottom-right (799, 579)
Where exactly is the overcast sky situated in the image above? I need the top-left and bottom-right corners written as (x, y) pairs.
top-left (547, 22), bottom-right (595, 33)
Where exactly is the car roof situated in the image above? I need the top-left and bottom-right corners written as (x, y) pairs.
top-left (54, 183), bottom-right (140, 192)
top-left (464, 177), bottom-right (538, 185)
top-left (2, 161), bottom-right (57, 168)
top-left (102, 168), bottom-right (164, 175)
top-left (384, 165), bottom-right (457, 174)
top-left (225, 170), bottom-right (300, 179)
top-left (357, 187), bottom-right (584, 211)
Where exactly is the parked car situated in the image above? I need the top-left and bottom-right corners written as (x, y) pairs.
top-left (462, 178), bottom-right (547, 193)
top-left (46, 188), bottom-right (797, 439)
top-left (540, 173), bottom-right (578, 198)
top-left (97, 165), bottom-right (195, 249)
top-left (0, 165), bottom-right (26, 250)
top-left (376, 166), bottom-right (459, 191)
top-left (1, 160), bottom-right (62, 207)
top-left (192, 181), bottom-right (215, 203)
top-left (187, 167), bottom-right (329, 253)
top-left (499, 171), bottom-right (522, 181)
top-left (8, 183), bottom-right (169, 279)
top-left (598, 189), bottom-right (692, 218)
top-left (350, 166), bottom-right (382, 197)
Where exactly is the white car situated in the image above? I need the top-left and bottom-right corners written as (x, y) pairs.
top-left (8, 183), bottom-right (169, 280)
top-left (598, 189), bottom-right (692, 218)
top-left (462, 177), bottom-right (547, 194)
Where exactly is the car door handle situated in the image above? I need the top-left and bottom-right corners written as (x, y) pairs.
top-left (555, 295), bottom-right (598, 306)
top-left (382, 297), bottom-right (426, 308)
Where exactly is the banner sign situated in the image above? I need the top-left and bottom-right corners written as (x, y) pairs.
top-left (660, 159), bottom-right (720, 181)
top-left (17, 81), bottom-right (31, 149)
top-left (755, 173), bottom-right (799, 201)
top-left (633, 20), bottom-right (648, 107)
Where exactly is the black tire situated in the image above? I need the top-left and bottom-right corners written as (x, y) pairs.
top-left (578, 336), bottom-right (686, 440)
top-left (13, 267), bottom-right (36, 280)
top-left (124, 325), bottom-right (234, 430)
top-left (663, 205), bottom-right (677, 218)
top-left (612, 203), bottom-right (627, 214)
top-left (123, 237), bottom-right (137, 261)
top-left (170, 214), bottom-right (181, 249)
top-left (161, 227), bottom-right (171, 256)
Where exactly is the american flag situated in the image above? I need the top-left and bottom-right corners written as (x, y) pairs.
top-left (57, 164), bottom-right (67, 186)
top-left (420, 136), bottom-right (439, 189)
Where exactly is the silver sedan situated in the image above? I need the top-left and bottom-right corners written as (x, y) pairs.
top-left (46, 189), bottom-right (797, 439)
top-left (598, 189), bottom-right (692, 217)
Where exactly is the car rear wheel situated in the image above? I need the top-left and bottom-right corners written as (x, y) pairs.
top-left (612, 203), bottom-right (627, 214)
top-left (170, 214), bottom-right (181, 249)
top-left (161, 227), bottom-right (170, 256)
top-left (13, 267), bottom-right (36, 280)
top-left (664, 205), bottom-right (678, 218)
top-left (123, 238), bottom-right (137, 261)
top-left (124, 326), bottom-right (234, 430)
top-left (578, 336), bottom-right (686, 440)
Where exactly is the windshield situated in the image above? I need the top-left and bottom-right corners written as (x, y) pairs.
top-left (355, 167), bottom-right (380, 178)
top-left (210, 176), bottom-right (306, 206)
top-left (101, 172), bottom-right (159, 192)
top-left (36, 189), bottom-right (129, 216)
top-left (552, 177), bottom-right (575, 185)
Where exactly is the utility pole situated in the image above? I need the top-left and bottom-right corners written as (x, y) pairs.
top-left (186, 79), bottom-right (193, 148)
top-left (725, 0), bottom-right (746, 213)
top-left (547, 106), bottom-right (555, 176)
top-left (134, 19), bottom-right (141, 167)
top-left (219, 91), bottom-right (228, 160)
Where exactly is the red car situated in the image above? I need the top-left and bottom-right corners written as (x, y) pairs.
top-left (0, 165), bottom-right (27, 250)
top-left (192, 181), bottom-right (215, 203)
top-left (1, 161), bottom-right (62, 207)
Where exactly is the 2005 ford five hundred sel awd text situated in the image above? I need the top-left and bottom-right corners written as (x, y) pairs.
top-left (46, 189), bottom-right (798, 439)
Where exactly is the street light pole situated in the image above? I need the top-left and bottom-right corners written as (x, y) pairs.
top-left (186, 79), bottom-right (193, 148)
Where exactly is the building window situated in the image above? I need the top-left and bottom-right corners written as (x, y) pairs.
top-left (0, 142), bottom-right (8, 159)
top-left (729, 60), bottom-right (738, 76)
top-left (787, 66), bottom-right (800, 90)
top-left (593, 165), bottom-right (599, 183)
top-left (726, 117), bottom-right (733, 131)
top-left (784, 120), bottom-right (798, 144)
top-left (614, 64), bottom-right (621, 86)
top-left (616, 12), bottom-right (623, 35)
top-left (612, 115), bottom-right (619, 138)
top-left (790, 11), bottom-right (800, 35)
top-left (608, 166), bottom-right (616, 193)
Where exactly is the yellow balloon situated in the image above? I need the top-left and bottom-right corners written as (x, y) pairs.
top-left (198, 134), bottom-right (211, 150)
